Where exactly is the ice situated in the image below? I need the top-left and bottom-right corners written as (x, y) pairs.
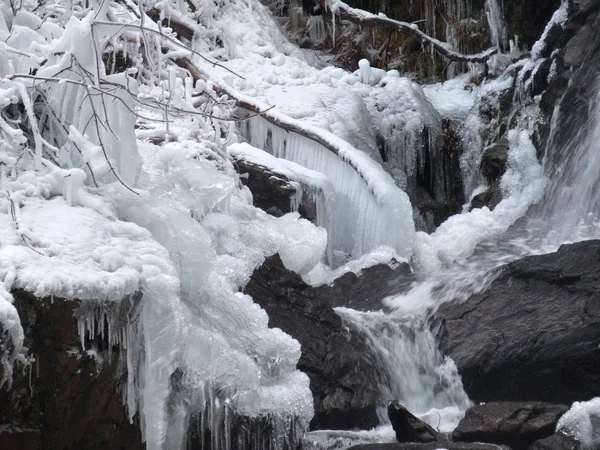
top-left (485, 0), bottom-right (507, 52)
top-left (302, 425), bottom-right (396, 449)
top-left (243, 115), bottom-right (415, 263)
top-left (557, 398), bottom-right (600, 449)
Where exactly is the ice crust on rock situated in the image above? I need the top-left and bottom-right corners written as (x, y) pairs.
top-left (557, 398), bottom-right (600, 449)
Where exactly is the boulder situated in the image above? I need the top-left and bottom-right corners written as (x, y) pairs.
top-left (244, 254), bottom-right (412, 430)
top-left (233, 158), bottom-right (315, 220)
top-left (388, 402), bottom-right (440, 443)
top-left (452, 402), bottom-right (569, 449)
top-left (480, 139), bottom-right (509, 186)
top-left (0, 290), bottom-right (143, 450)
top-left (437, 240), bottom-right (600, 405)
top-left (347, 443), bottom-right (510, 450)
top-left (527, 433), bottom-right (580, 450)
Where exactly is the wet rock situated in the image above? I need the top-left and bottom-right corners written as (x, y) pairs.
top-left (415, 120), bottom-right (465, 231)
top-left (312, 259), bottom-right (414, 311)
top-left (347, 443), bottom-right (510, 450)
top-left (233, 158), bottom-right (318, 220)
top-left (537, 3), bottom-right (600, 158)
top-left (244, 255), bottom-right (411, 430)
top-left (452, 402), bottom-right (569, 449)
top-left (527, 432), bottom-right (580, 450)
top-left (0, 290), bottom-right (143, 450)
top-left (437, 240), bottom-right (600, 405)
top-left (480, 139), bottom-right (509, 185)
top-left (388, 402), bottom-right (440, 443)
top-left (503, 0), bottom-right (563, 51)
top-left (470, 185), bottom-right (502, 211)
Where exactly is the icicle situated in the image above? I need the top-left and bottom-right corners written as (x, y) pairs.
top-left (243, 116), bottom-right (415, 264)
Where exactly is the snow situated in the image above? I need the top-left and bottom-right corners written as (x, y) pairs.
top-left (557, 398), bottom-right (600, 449)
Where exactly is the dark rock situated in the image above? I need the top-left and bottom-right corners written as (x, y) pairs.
top-left (452, 402), bottom-right (569, 449)
top-left (415, 120), bottom-right (466, 231)
top-left (536, 3), bottom-right (600, 160)
top-left (480, 139), bottom-right (509, 185)
top-left (312, 259), bottom-right (414, 311)
top-left (437, 240), bottom-right (600, 405)
top-left (0, 290), bottom-right (143, 450)
top-left (347, 443), bottom-right (510, 450)
top-left (527, 432), bottom-right (580, 450)
top-left (233, 158), bottom-right (316, 220)
top-left (503, 0), bottom-right (562, 51)
top-left (388, 402), bottom-right (440, 443)
top-left (244, 255), bottom-right (412, 430)
top-left (0, 425), bottom-right (42, 450)
top-left (470, 184), bottom-right (502, 211)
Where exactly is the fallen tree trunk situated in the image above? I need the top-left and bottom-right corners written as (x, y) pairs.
top-left (328, 0), bottom-right (497, 63)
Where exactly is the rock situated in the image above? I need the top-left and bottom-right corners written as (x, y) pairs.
top-left (415, 120), bottom-right (465, 231)
top-left (0, 290), bottom-right (143, 450)
top-left (437, 240), bottom-right (600, 405)
top-left (527, 433), bottom-right (580, 450)
top-left (480, 139), bottom-right (509, 185)
top-left (233, 158), bottom-right (316, 220)
top-left (311, 259), bottom-right (414, 311)
top-left (388, 402), bottom-right (440, 443)
top-left (347, 443), bottom-right (510, 450)
top-left (452, 402), bottom-right (569, 449)
top-left (244, 255), bottom-right (412, 430)
top-left (537, 3), bottom-right (600, 159)
top-left (470, 184), bottom-right (502, 211)
top-left (503, 0), bottom-right (563, 51)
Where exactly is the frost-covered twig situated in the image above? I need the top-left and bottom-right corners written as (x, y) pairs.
top-left (327, 0), bottom-right (497, 63)
top-left (93, 16), bottom-right (245, 80)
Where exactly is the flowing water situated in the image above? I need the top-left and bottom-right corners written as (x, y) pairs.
top-left (302, 51), bottom-right (600, 450)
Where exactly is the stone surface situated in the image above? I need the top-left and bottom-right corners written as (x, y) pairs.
top-left (480, 139), bottom-right (509, 185)
top-left (347, 443), bottom-right (510, 450)
top-left (527, 432), bottom-right (580, 450)
top-left (437, 240), bottom-right (600, 405)
top-left (388, 402), bottom-right (440, 443)
top-left (233, 158), bottom-right (317, 220)
top-left (244, 254), bottom-right (412, 430)
top-left (0, 290), bottom-right (143, 450)
top-left (452, 402), bottom-right (569, 449)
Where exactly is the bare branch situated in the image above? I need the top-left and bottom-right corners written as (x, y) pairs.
top-left (327, 0), bottom-right (497, 63)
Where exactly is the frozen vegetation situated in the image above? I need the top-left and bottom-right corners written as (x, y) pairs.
top-left (0, 0), bottom-right (597, 449)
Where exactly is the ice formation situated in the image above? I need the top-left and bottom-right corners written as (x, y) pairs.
top-left (557, 398), bottom-right (600, 450)
top-left (243, 115), bottom-right (415, 264)
top-left (0, 3), bottom-right (321, 449)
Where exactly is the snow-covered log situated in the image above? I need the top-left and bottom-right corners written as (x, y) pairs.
top-left (327, 0), bottom-right (497, 64)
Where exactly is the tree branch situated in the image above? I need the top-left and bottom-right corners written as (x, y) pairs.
top-left (327, 0), bottom-right (497, 64)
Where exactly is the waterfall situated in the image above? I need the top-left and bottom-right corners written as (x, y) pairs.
top-left (531, 80), bottom-right (600, 243)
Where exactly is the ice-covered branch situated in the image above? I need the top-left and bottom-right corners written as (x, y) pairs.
top-left (327, 0), bottom-right (497, 63)
top-left (177, 58), bottom-right (390, 200)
